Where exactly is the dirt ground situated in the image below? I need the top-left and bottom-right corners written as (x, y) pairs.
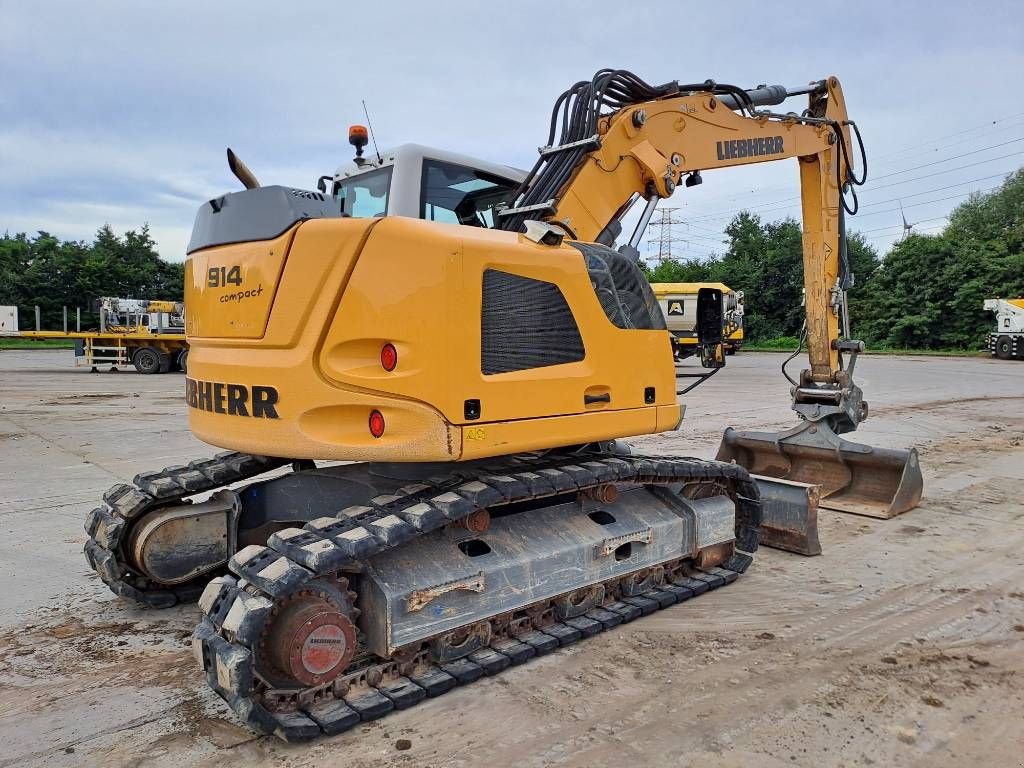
top-left (0, 349), bottom-right (1022, 768)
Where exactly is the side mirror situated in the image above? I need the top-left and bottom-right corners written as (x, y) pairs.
top-left (696, 287), bottom-right (726, 369)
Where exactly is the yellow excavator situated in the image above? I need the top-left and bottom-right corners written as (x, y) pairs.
top-left (84, 70), bottom-right (922, 740)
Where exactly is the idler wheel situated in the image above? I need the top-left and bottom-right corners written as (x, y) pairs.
top-left (262, 593), bottom-right (357, 687)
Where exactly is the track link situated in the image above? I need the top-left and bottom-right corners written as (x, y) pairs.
top-left (192, 453), bottom-right (760, 741)
top-left (83, 451), bottom-right (290, 607)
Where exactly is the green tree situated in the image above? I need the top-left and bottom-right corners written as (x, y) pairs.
top-left (0, 227), bottom-right (184, 329)
top-left (642, 257), bottom-right (714, 283)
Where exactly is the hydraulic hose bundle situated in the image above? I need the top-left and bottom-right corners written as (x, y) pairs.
top-left (498, 70), bottom-right (757, 234)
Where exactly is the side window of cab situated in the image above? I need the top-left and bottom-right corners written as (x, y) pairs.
top-left (333, 167), bottom-right (393, 218)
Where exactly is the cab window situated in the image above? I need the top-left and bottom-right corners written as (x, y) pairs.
top-left (334, 167), bottom-right (392, 218)
top-left (420, 160), bottom-right (518, 228)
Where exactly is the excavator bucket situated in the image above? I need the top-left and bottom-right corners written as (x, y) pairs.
top-left (718, 420), bottom-right (923, 520)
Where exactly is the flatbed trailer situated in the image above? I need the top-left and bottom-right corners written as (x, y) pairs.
top-left (12, 330), bottom-right (188, 373)
top-left (1, 301), bottom-right (188, 373)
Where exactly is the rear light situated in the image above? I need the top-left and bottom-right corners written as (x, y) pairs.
top-left (380, 343), bottom-right (397, 371)
top-left (368, 409), bottom-right (385, 438)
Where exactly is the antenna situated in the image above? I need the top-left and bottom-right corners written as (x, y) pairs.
top-left (362, 100), bottom-right (384, 165)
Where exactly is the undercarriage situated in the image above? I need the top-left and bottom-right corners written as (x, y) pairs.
top-left (85, 448), bottom-right (759, 740)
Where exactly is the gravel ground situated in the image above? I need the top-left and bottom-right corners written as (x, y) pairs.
top-left (0, 349), bottom-right (1021, 768)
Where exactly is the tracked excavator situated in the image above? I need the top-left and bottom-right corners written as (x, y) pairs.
top-left (83, 70), bottom-right (923, 740)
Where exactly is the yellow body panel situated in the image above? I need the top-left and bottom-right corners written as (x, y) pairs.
top-left (186, 217), bottom-right (679, 462)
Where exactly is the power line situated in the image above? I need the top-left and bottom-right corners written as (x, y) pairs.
top-left (848, 185), bottom-right (1000, 220)
top-left (863, 222), bottom-right (947, 242)
top-left (869, 138), bottom-right (1023, 181)
top-left (866, 154), bottom-right (1022, 191)
top-left (871, 112), bottom-right (1024, 162)
top-left (682, 113), bottom-right (1024, 208)
top-left (683, 160), bottom-right (1021, 223)
top-left (858, 215), bottom-right (949, 235)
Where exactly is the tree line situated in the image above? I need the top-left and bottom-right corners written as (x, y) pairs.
top-left (644, 169), bottom-right (1024, 349)
top-left (0, 225), bottom-right (183, 330)
top-left (1, 169), bottom-right (1021, 347)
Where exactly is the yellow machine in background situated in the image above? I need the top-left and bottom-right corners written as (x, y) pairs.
top-left (651, 282), bottom-right (744, 356)
top-left (84, 70), bottom-right (923, 741)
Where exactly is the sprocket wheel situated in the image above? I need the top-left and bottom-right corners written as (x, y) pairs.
top-left (258, 584), bottom-right (359, 688)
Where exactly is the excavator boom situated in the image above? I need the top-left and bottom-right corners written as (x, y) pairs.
top-left (498, 72), bottom-right (922, 529)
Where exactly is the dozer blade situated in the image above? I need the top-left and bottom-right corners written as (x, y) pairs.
top-left (752, 475), bottom-right (821, 556)
top-left (717, 420), bottom-right (923, 520)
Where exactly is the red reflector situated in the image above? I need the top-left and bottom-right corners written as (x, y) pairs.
top-left (380, 343), bottom-right (398, 371)
top-left (368, 409), bottom-right (385, 438)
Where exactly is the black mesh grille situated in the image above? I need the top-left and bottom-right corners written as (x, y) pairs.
top-left (571, 242), bottom-right (667, 331)
top-left (481, 270), bottom-right (585, 374)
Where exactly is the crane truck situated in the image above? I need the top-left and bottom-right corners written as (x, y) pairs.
top-left (984, 298), bottom-right (1024, 359)
top-left (83, 70), bottom-right (922, 741)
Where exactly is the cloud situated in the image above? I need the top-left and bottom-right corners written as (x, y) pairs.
top-left (1, 0), bottom-right (1021, 261)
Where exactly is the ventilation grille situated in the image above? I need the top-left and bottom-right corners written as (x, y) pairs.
top-left (571, 242), bottom-right (667, 331)
top-left (481, 270), bottom-right (585, 374)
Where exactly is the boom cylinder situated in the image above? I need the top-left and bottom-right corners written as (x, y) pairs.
top-left (718, 82), bottom-right (825, 111)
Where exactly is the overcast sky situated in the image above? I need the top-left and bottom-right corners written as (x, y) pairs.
top-left (2, 0), bottom-right (1021, 263)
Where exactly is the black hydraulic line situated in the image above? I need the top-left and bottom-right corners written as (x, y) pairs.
top-left (498, 71), bottom-right (756, 235)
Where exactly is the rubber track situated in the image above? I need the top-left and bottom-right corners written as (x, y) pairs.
top-left (192, 453), bottom-right (760, 741)
top-left (83, 452), bottom-right (291, 607)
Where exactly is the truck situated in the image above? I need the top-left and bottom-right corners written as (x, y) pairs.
top-left (984, 298), bottom-right (1024, 359)
top-left (0, 297), bottom-right (189, 373)
top-left (651, 282), bottom-right (744, 357)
